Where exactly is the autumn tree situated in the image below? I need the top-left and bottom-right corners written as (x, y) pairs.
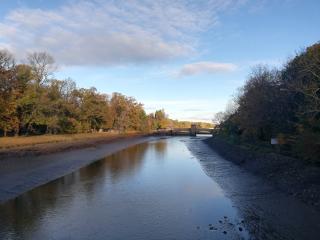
top-left (0, 50), bottom-right (211, 137)
top-left (218, 42), bottom-right (320, 163)
top-left (0, 50), bottom-right (18, 136)
top-left (154, 109), bottom-right (168, 129)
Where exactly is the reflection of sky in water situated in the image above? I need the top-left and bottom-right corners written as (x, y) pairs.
top-left (0, 137), bottom-right (249, 240)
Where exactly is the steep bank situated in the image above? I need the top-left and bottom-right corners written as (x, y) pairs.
top-left (204, 136), bottom-right (320, 210)
top-left (0, 135), bottom-right (158, 203)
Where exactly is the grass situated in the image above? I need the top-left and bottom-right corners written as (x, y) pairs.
top-left (0, 132), bottom-right (138, 150)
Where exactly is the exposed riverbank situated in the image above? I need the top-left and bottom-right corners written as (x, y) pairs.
top-left (0, 135), bottom-right (157, 203)
top-left (186, 136), bottom-right (320, 240)
top-left (0, 132), bottom-right (145, 158)
top-left (204, 136), bottom-right (320, 211)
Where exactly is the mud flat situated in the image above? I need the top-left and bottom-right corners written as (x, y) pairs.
top-left (203, 136), bottom-right (320, 210)
top-left (186, 136), bottom-right (320, 240)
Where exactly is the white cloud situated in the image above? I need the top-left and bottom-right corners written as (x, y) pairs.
top-left (177, 61), bottom-right (237, 77)
top-left (143, 98), bottom-right (228, 122)
top-left (0, 0), bottom-right (247, 66)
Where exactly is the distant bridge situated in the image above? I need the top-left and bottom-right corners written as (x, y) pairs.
top-left (155, 124), bottom-right (213, 136)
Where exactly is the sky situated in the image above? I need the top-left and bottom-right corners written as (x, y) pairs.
top-left (0, 0), bottom-right (319, 122)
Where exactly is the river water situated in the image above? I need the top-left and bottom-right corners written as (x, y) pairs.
top-left (0, 137), bottom-right (249, 240)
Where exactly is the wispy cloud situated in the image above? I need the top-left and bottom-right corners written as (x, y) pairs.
top-left (0, 0), bottom-right (247, 66)
top-left (176, 61), bottom-right (237, 77)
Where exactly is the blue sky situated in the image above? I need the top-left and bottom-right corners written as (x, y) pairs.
top-left (0, 0), bottom-right (319, 122)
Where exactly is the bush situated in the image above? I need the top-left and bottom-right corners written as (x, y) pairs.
top-left (293, 130), bottom-right (320, 164)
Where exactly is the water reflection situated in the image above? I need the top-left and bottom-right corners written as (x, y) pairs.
top-left (153, 139), bottom-right (167, 156)
top-left (0, 140), bottom-right (164, 239)
top-left (100, 142), bottom-right (149, 180)
top-left (0, 138), bottom-right (248, 240)
top-left (0, 172), bottom-right (78, 240)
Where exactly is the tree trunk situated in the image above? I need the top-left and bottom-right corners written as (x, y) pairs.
top-left (15, 125), bottom-right (20, 136)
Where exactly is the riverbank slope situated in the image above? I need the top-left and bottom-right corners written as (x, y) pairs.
top-left (204, 136), bottom-right (320, 210)
top-left (0, 132), bottom-right (144, 158)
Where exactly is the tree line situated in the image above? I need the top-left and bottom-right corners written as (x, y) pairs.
top-left (0, 50), bottom-right (211, 137)
top-left (215, 42), bottom-right (320, 163)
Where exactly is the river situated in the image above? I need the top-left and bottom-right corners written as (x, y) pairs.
top-left (0, 137), bottom-right (319, 240)
top-left (0, 137), bottom-right (250, 240)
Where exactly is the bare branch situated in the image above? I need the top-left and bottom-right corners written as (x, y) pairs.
top-left (27, 52), bottom-right (56, 85)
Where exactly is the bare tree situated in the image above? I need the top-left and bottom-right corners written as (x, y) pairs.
top-left (27, 52), bottom-right (56, 85)
top-left (298, 51), bottom-right (320, 119)
top-left (0, 49), bottom-right (15, 70)
top-left (284, 45), bottom-right (320, 120)
top-left (213, 112), bottom-right (225, 125)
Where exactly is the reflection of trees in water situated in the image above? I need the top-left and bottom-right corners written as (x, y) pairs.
top-left (0, 172), bottom-right (80, 239)
top-left (75, 143), bottom-right (150, 196)
top-left (152, 140), bottom-right (167, 158)
top-left (80, 140), bottom-right (168, 191)
top-left (101, 142), bottom-right (149, 181)
top-left (0, 141), bottom-right (153, 239)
